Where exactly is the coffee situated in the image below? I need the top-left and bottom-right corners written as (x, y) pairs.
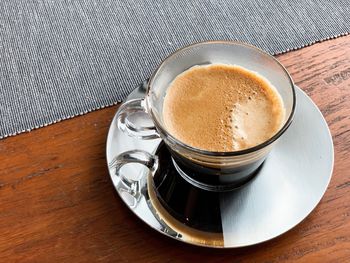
top-left (163, 64), bottom-right (285, 152)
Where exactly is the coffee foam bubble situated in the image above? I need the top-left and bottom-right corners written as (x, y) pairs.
top-left (163, 64), bottom-right (285, 152)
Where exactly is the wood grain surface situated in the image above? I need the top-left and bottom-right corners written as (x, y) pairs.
top-left (0, 35), bottom-right (349, 262)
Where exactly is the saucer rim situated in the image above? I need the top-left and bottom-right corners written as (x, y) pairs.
top-left (106, 84), bottom-right (334, 248)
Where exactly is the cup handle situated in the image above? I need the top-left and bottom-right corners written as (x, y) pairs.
top-left (117, 98), bottom-right (159, 139)
top-left (109, 150), bottom-right (158, 195)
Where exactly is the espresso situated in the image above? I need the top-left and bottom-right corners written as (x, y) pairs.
top-left (163, 64), bottom-right (285, 152)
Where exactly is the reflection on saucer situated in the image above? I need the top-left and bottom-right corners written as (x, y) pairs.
top-left (147, 174), bottom-right (224, 247)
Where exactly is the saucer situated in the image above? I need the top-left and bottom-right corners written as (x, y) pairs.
top-left (106, 81), bottom-right (334, 248)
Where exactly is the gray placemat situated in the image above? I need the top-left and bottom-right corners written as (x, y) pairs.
top-left (0, 0), bottom-right (349, 139)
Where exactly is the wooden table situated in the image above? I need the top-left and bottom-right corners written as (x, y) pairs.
top-left (1, 35), bottom-right (349, 262)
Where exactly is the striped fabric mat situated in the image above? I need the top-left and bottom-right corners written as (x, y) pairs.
top-left (0, 0), bottom-right (349, 138)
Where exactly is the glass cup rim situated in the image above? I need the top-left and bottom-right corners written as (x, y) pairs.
top-left (147, 40), bottom-right (296, 157)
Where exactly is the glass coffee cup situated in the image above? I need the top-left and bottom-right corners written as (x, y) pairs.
top-left (110, 41), bottom-right (296, 192)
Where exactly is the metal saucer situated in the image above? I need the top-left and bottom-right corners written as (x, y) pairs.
top-left (106, 82), bottom-right (334, 248)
